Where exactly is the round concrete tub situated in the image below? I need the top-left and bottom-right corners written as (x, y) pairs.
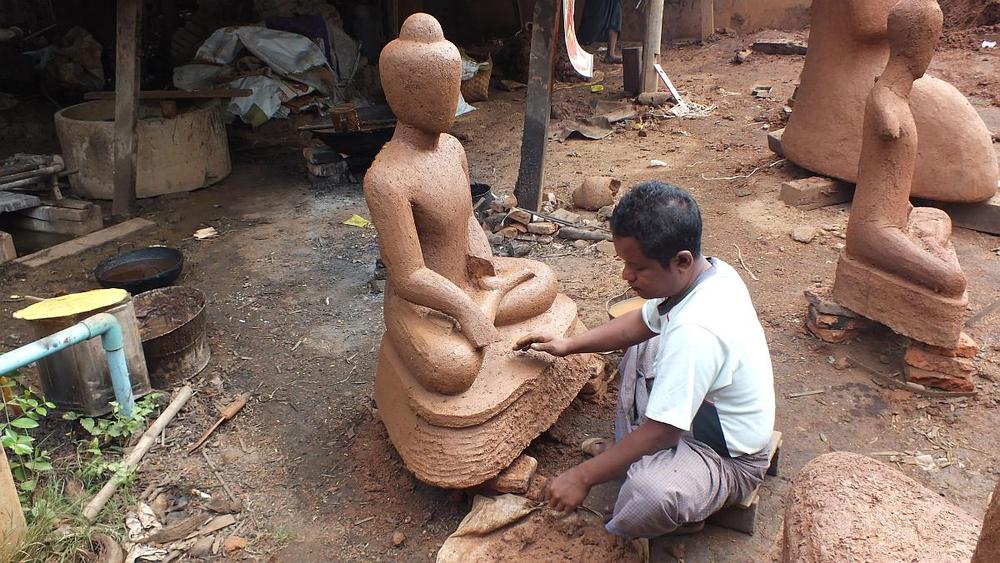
top-left (55, 100), bottom-right (231, 199)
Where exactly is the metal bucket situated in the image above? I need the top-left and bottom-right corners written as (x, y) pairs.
top-left (133, 286), bottom-right (210, 389)
top-left (20, 292), bottom-right (151, 416)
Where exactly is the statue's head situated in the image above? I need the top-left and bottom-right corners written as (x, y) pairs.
top-left (886, 0), bottom-right (942, 79)
top-left (379, 13), bottom-right (460, 134)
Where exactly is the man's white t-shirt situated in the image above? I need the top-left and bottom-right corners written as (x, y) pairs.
top-left (640, 258), bottom-right (775, 457)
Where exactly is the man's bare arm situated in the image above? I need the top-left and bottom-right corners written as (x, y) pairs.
top-left (514, 308), bottom-right (655, 356)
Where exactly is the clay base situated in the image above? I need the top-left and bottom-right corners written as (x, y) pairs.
top-left (832, 253), bottom-right (967, 348)
top-left (375, 316), bottom-right (598, 488)
top-left (780, 452), bottom-right (980, 562)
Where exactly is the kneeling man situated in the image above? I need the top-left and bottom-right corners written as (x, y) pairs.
top-left (516, 181), bottom-right (775, 538)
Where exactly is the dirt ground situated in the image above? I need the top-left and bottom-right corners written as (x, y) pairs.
top-left (2, 26), bottom-right (999, 562)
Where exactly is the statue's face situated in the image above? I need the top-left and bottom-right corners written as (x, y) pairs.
top-left (379, 14), bottom-right (461, 134)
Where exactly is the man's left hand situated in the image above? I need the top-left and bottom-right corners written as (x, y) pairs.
top-left (544, 467), bottom-right (591, 513)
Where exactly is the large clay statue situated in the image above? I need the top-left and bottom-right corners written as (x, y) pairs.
top-left (364, 13), bottom-right (595, 488)
top-left (781, 0), bottom-right (998, 203)
top-left (833, 0), bottom-right (967, 349)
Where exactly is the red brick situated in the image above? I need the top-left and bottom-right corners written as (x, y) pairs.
top-left (904, 346), bottom-right (977, 378)
top-left (806, 316), bottom-right (857, 343)
top-left (903, 364), bottom-right (975, 393)
top-left (917, 332), bottom-right (979, 358)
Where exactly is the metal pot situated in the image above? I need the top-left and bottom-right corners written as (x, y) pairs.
top-left (133, 286), bottom-right (209, 389)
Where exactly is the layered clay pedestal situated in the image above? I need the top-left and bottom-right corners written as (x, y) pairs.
top-left (781, 0), bottom-right (998, 204)
top-left (365, 13), bottom-right (595, 489)
top-left (375, 302), bottom-right (599, 488)
top-left (833, 0), bottom-right (969, 351)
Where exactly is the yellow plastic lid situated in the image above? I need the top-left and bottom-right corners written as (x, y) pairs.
top-left (13, 289), bottom-right (129, 321)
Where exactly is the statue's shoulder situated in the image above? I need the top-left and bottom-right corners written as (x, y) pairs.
top-left (439, 133), bottom-right (467, 154)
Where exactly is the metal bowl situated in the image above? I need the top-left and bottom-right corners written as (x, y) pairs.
top-left (95, 246), bottom-right (183, 294)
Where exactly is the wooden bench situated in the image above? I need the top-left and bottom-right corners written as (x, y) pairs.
top-left (705, 430), bottom-right (782, 535)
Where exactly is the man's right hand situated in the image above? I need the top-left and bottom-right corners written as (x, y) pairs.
top-left (513, 334), bottom-right (572, 357)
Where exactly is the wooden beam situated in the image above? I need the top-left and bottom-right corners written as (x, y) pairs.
top-left (699, 0), bottom-right (715, 42)
top-left (84, 89), bottom-right (252, 100)
top-left (514, 0), bottom-right (559, 212)
top-left (112, 0), bottom-right (143, 219)
top-left (641, 0), bottom-right (664, 94)
top-left (916, 192), bottom-right (1000, 235)
top-left (14, 218), bottom-right (156, 268)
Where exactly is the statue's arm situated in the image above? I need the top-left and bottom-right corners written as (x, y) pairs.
top-left (366, 183), bottom-right (499, 348)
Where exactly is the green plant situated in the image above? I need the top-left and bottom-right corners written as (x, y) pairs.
top-left (0, 373), bottom-right (56, 499)
top-left (63, 393), bottom-right (163, 485)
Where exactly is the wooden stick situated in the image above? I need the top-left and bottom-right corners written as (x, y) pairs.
top-left (83, 386), bottom-right (193, 520)
top-left (188, 394), bottom-right (248, 453)
top-left (201, 450), bottom-right (238, 504)
top-left (848, 357), bottom-right (977, 399)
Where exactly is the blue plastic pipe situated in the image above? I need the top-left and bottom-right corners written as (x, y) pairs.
top-left (0, 313), bottom-right (135, 417)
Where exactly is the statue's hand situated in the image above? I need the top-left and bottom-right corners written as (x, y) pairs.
top-left (458, 310), bottom-right (502, 349)
top-left (478, 270), bottom-right (535, 292)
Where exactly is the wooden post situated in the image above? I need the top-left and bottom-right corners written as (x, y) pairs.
top-left (641, 0), bottom-right (664, 94)
top-left (699, 0), bottom-right (715, 41)
top-left (0, 448), bottom-right (26, 558)
top-left (514, 0), bottom-right (559, 212)
top-left (112, 0), bottom-right (142, 219)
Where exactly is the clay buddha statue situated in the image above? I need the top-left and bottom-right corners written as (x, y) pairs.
top-left (781, 0), bottom-right (998, 204)
top-left (833, 0), bottom-right (968, 349)
top-left (364, 13), bottom-right (594, 488)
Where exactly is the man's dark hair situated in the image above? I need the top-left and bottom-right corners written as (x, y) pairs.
top-left (609, 181), bottom-right (702, 267)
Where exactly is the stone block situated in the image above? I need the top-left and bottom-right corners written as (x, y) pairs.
top-left (485, 454), bottom-right (538, 494)
top-left (780, 176), bottom-right (855, 211)
top-left (903, 364), bottom-right (974, 393)
top-left (903, 346), bottom-right (976, 378)
top-left (767, 127), bottom-right (784, 157)
top-left (0, 231), bottom-right (15, 263)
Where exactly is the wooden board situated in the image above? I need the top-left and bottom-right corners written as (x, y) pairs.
top-left (917, 191), bottom-right (1000, 235)
top-left (13, 218), bottom-right (156, 268)
top-left (0, 191), bottom-right (41, 213)
top-left (513, 0), bottom-right (559, 212)
top-left (0, 449), bottom-right (26, 558)
top-left (84, 88), bottom-right (252, 100)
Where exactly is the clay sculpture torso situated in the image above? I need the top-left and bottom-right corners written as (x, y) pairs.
top-left (363, 13), bottom-right (596, 488)
top-left (781, 0), bottom-right (997, 203)
top-left (833, 0), bottom-right (968, 349)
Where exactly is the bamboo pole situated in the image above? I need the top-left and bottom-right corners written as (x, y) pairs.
top-left (83, 386), bottom-right (193, 520)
